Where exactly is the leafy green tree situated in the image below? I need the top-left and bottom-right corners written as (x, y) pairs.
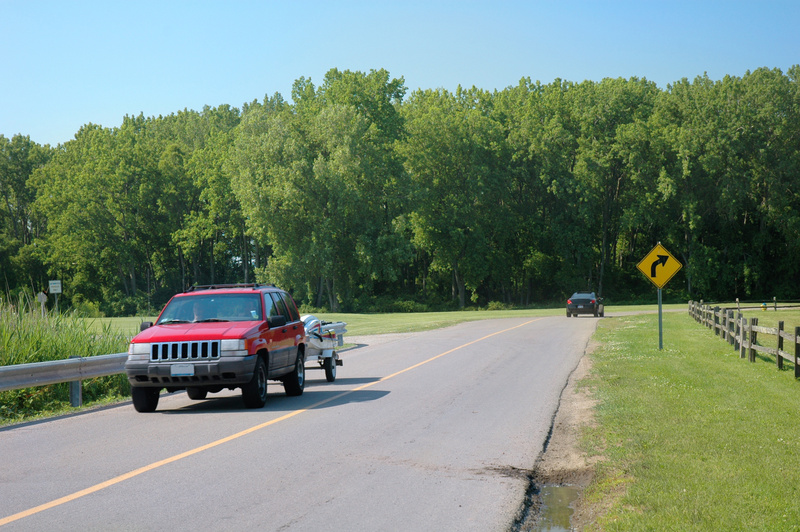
top-left (399, 86), bottom-right (508, 308)
top-left (571, 77), bottom-right (660, 296)
top-left (496, 78), bottom-right (589, 300)
top-left (230, 70), bottom-right (410, 310)
top-left (0, 134), bottom-right (51, 290)
top-left (30, 117), bottom-right (188, 313)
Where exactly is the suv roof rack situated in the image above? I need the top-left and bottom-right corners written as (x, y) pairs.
top-left (185, 283), bottom-right (276, 292)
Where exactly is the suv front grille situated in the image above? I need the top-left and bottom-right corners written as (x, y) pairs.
top-left (150, 341), bottom-right (221, 362)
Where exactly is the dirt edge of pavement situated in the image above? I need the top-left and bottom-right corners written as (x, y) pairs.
top-left (516, 339), bottom-right (602, 530)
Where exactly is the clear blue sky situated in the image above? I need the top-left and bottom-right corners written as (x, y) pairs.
top-left (2, 0), bottom-right (797, 147)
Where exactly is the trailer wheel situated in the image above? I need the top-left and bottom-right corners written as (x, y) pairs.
top-left (324, 355), bottom-right (337, 382)
top-left (132, 387), bottom-right (160, 413)
top-left (242, 356), bottom-right (268, 408)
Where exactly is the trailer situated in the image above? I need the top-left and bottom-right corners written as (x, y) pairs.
top-left (301, 315), bottom-right (346, 382)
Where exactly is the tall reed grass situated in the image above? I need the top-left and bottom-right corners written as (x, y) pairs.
top-left (1, 294), bottom-right (131, 425)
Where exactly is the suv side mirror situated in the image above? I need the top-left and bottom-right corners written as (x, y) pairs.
top-left (140, 321), bottom-right (153, 332)
top-left (268, 315), bottom-right (287, 328)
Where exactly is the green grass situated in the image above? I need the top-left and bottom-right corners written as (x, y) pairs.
top-left (583, 312), bottom-right (800, 530)
top-left (1, 302), bottom-right (132, 425)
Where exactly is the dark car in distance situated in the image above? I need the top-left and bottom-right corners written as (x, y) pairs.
top-left (566, 292), bottom-right (604, 317)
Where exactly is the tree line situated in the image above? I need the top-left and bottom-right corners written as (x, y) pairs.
top-left (2, 66), bottom-right (799, 315)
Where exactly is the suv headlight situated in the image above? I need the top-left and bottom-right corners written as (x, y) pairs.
top-left (221, 339), bottom-right (247, 356)
top-left (221, 339), bottom-right (246, 351)
top-left (128, 342), bottom-right (151, 360)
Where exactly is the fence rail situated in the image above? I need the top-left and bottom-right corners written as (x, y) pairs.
top-left (688, 300), bottom-right (800, 378)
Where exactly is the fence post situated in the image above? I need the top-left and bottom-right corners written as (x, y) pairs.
top-left (740, 315), bottom-right (748, 359)
top-left (749, 318), bottom-right (759, 363)
top-left (714, 306), bottom-right (720, 336)
top-left (721, 310), bottom-right (728, 341)
top-left (795, 327), bottom-right (800, 380)
top-left (69, 355), bottom-right (83, 407)
top-left (777, 321), bottom-right (784, 369)
top-left (736, 297), bottom-right (740, 312)
top-left (734, 312), bottom-right (742, 352)
top-left (727, 310), bottom-right (735, 345)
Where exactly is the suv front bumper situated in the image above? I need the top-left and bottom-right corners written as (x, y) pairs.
top-left (125, 354), bottom-right (257, 388)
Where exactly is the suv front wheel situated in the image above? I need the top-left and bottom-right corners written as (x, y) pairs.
top-left (132, 387), bottom-right (160, 413)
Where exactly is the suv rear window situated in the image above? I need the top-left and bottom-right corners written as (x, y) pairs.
top-left (279, 292), bottom-right (300, 322)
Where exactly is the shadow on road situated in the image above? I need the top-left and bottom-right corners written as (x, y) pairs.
top-left (161, 379), bottom-right (388, 414)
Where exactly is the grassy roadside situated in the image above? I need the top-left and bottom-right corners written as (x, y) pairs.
top-left (581, 311), bottom-right (800, 530)
top-left (0, 306), bottom-right (133, 425)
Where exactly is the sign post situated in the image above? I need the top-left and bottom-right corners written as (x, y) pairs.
top-left (636, 243), bottom-right (682, 350)
top-left (48, 280), bottom-right (62, 314)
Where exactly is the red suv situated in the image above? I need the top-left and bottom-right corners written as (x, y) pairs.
top-left (125, 284), bottom-right (306, 412)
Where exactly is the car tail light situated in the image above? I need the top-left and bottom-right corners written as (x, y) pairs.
top-left (567, 299), bottom-right (572, 304)
top-left (591, 299), bottom-right (596, 304)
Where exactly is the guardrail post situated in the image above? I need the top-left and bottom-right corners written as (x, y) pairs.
top-left (777, 321), bottom-right (784, 369)
top-left (69, 356), bottom-right (82, 407)
top-left (749, 318), bottom-right (758, 363)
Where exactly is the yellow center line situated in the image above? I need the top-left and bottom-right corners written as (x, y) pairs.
top-left (0, 318), bottom-right (540, 527)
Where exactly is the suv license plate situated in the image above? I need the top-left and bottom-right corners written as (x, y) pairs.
top-left (577, 305), bottom-right (584, 309)
top-left (171, 364), bottom-right (195, 377)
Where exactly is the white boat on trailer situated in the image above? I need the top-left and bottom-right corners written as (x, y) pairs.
top-left (301, 315), bottom-right (346, 382)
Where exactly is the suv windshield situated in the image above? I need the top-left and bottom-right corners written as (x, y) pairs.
top-left (157, 294), bottom-right (262, 324)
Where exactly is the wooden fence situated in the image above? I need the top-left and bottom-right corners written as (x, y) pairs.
top-left (688, 301), bottom-right (800, 378)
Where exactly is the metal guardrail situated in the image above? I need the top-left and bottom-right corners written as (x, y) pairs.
top-left (0, 353), bottom-right (128, 407)
top-left (0, 353), bottom-right (128, 393)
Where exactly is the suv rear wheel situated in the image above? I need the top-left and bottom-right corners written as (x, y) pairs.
top-left (284, 351), bottom-right (305, 396)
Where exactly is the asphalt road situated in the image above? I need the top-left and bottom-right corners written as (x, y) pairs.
top-left (0, 316), bottom-right (598, 531)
